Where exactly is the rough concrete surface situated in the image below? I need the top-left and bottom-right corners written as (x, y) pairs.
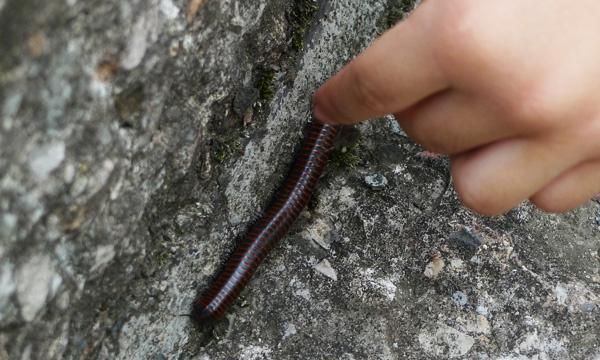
top-left (0, 0), bottom-right (598, 359)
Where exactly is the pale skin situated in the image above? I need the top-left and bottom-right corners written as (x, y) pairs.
top-left (313, 0), bottom-right (600, 215)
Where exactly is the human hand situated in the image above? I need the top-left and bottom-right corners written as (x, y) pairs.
top-left (313, 0), bottom-right (600, 215)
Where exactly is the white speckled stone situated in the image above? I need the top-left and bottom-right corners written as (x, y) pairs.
top-left (314, 259), bottom-right (338, 281)
top-left (28, 141), bottom-right (65, 179)
top-left (16, 254), bottom-right (55, 322)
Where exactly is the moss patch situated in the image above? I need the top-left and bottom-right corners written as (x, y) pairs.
top-left (212, 136), bottom-right (242, 164)
top-left (330, 142), bottom-right (362, 170)
top-left (256, 66), bottom-right (276, 104)
top-left (289, 0), bottom-right (319, 51)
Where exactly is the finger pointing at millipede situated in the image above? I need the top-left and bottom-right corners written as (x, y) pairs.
top-left (313, 2), bottom-right (448, 125)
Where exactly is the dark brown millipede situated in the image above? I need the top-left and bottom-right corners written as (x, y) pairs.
top-left (192, 119), bottom-right (339, 324)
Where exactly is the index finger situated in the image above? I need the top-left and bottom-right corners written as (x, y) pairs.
top-left (313, 4), bottom-right (448, 125)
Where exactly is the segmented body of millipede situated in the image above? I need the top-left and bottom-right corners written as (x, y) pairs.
top-left (192, 120), bottom-right (339, 323)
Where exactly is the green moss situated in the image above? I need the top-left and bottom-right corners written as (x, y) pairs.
top-left (330, 143), bottom-right (362, 170)
top-left (213, 137), bottom-right (242, 163)
top-left (256, 67), bottom-right (276, 103)
top-left (289, 0), bottom-right (319, 51)
top-left (156, 247), bottom-right (171, 267)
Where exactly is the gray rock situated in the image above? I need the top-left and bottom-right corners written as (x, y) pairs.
top-left (449, 227), bottom-right (482, 251)
top-left (1, 0), bottom-right (599, 359)
top-left (364, 173), bottom-right (389, 191)
top-left (451, 291), bottom-right (468, 307)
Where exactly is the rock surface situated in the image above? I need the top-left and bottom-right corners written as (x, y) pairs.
top-left (1, 0), bottom-right (599, 359)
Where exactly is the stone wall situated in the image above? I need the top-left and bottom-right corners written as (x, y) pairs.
top-left (1, 0), bottom-right (598, 359)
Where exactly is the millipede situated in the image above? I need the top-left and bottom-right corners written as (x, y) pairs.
top-left (192, 119), bottom-right (340, 324)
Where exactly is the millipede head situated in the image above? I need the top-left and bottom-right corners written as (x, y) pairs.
top-left (191, 299), bottom-right (221, 326)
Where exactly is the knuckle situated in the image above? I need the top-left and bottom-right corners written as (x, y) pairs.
top-left (504, 87), bottom-right (562, 128)
top-left (434, 3), bottom-right (488, 68)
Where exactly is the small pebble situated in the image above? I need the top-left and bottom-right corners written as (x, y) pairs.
top-left (449, 228), bottom-right (482, 250)
top-left (314, 259), bottom-right (338, 281)
top-left (423, 254), bottom-right (445, 279)
top-left (452, 291), bottom-right (468, 306)
top-left (364, 174), bottom-right (388, 191)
